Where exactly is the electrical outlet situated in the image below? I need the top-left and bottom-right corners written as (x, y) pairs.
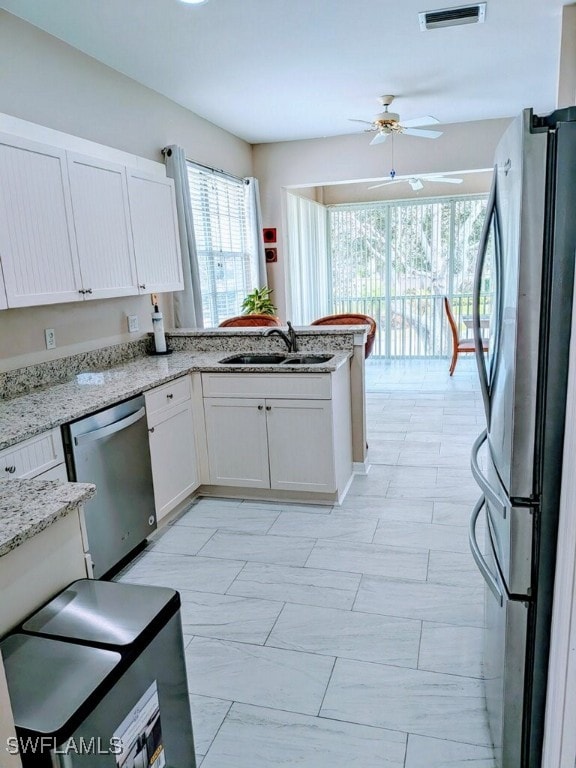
top-left (127, 315), bottom-right (139, 333)
top-left (44, 328), bottom-right (56, 350)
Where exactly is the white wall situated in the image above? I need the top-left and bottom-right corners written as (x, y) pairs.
top-left (0, 11), bottom-right (253, 368)
top-left (253, 118), bottom-right (510, 320)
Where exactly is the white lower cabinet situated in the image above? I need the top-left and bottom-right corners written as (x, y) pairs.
top-left (0, 428), bottom-right (66, 480)
top-left (145, 377), bottom-right (199, 521)
top-left (202, 368), bottom-right (352, 497)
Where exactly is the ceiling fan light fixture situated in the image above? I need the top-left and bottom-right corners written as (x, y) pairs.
top-left (409, 179), bottom-right (424, 191)
top-left (179, 0), bottom-right (209, 5)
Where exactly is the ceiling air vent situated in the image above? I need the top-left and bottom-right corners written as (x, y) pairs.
top-left (419, 3), bottom-right (486, 30)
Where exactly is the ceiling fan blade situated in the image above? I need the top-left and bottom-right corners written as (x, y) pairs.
top-left (368, 179), bottom-right (402, 189)
top-left (399, 115), bottom-right (440, 128)
top-left (369, 132), bottom-right (389, 145)
top-left (425, 176), bottom-right (463, 184)
top-left (402, 128), bottom-right (443, 139)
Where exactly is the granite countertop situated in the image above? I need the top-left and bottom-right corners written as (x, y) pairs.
top-left (0, 350), bottom-right (352, 451)
top-left (0, 478), bottom-right (95, 557)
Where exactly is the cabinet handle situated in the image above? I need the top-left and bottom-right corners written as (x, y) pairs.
top-left (85, 288), bottom-right (93, 294)
top-left (78, 289), bottom-right (86, 295)
top-left (266, 406), bottom-right (272, 411)
top-left (5, 465), bottom-right (16, 474)
top-left (139, 284), bottom-right (146, 290)
top-left (166, 393), bottom-right (174, 399)
top-left (257, 405), bottom-right (264, 411)
top-left (148, 427), bottom-right (155, 433)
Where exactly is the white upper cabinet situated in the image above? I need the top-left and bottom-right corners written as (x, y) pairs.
top-left (0, 131), bottom-right (183, 310)
top-left (127, 170), bottom-right (184, 294)
top-left (0, 134), bottom-right (82, 307)
top-left (67, 153), bottom-right (139, 300)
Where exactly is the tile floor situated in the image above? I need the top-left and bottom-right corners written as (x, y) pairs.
top-left (118, 357), bottom-right (496, 767)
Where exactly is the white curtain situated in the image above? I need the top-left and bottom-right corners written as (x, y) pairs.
top-left (164, 145), bottom-right (204, 328)
top-left (286, 192), bottom-right (330, 324)
top-left (245, 177), bottom-right (268, 288)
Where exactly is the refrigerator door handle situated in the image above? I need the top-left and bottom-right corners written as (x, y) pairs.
top-left (469, 495), bottom-right (504, 606)
top-left (470, 429), bottom-right (507, 518)
top-left (473, 166), bottom-right (503, 422)
top-left (472, 171), bottom-right (495, 416)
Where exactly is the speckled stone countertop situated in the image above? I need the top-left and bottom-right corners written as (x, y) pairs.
top-left (0, 478), bottom-right (95, 558)
top-left (0, 349), bottom-right (352, 451)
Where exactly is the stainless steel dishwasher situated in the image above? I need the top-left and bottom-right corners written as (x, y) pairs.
top-left (63, 395), bottom-right (156, 578)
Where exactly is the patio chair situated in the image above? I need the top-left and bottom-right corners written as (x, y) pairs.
top-left (219, 314), bottom-right (281, 327)
top-left (444, 296), bottom-right (488, 375)
top-left (310, 313), bottom-right (377, 358)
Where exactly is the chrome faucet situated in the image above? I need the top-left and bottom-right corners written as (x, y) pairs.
top-left (262, 321), bottom-right (299, 352)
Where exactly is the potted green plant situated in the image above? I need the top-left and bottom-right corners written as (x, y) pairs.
top-left (242, 286), bottom-right (277, 316)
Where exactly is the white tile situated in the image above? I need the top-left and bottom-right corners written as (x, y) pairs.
top-left (179, 591), bottom-right (283, 644)
top-left (354, 575), bottom-right (484, 626)
top-left (185, 637), bottom-right (334, 715)
top-left (373, 520), bottom-right (470, 553)
top-left (427, 550), bottom-right (484, 587)
top-left (320, 658), bottom-right (491, 746)
top-left (174, 504), bottom-right (281, 533)
top-left (198, 531), bottom-right (316, 566)
top-left (405, 734), bottom-right (495, 767)
top-left (201, 703), bottom-right (406, 768)
top-left (267, 603), bottom-right (421, 667)
top-left (419, 622), bottom-right (484, 678)
top-left (267, 510), bottom-right (377, 542)
top-left (148, 525), bottom-right (216, 555)
top-left (189, 694), bottom-right (232, 757)
top-left (306, 540), bottom-right (428, 581)
top-left (118, 552), bottom-right (244, 593)
top-left (227, 562), bottom-right (361, 610)
top-left (336, 497), bottom-right (433, 524)
top-left (432, 500), bottom-right (472, 526)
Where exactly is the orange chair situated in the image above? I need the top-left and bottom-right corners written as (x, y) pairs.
top-left (218, 314), bottom-right (281, 328)
top-left (444, 296), bottom-right (488, 375)
top-left (311, 313), bottom-right (377, 358)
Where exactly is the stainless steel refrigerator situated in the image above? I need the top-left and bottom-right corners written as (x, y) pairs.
top-left (469, 106), bottom-right (576, 767)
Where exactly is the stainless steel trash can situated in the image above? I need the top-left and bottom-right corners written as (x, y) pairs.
top-left (3, 579), bottom-right (196, 767)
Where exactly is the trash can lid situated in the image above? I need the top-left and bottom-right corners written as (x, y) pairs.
top-left (22, 580), bottom-right (179, 648)
top-left (0, 633), bottom-right (120, 739)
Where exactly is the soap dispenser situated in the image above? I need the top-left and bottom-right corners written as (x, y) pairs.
top-left (151, 304), bottom-right (167, 353)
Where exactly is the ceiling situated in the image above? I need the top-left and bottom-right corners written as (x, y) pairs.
top-left (0, 0), bottom-right (568, 144)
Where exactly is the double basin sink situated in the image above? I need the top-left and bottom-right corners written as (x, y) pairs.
top-left (219, 353), bottom-right (333, 366)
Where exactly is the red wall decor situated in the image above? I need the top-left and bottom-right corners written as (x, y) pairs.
top-left (265, 247), bottom-right (278, 263)
top-left (263, 228), bottom-right (277, 243)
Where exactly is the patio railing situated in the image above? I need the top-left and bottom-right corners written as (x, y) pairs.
top-left (332, 293), bottom-right (491, 358)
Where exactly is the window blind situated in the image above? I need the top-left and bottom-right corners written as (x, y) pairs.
top-left (187, 164), bottom-right (254, 327)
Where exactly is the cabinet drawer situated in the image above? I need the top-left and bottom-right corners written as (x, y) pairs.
top-left (145, 375), bottom-right (191, 418)
top-left (0, 428), bottom-right (65, 479)
top-left (201, 373), bottom-right (331, 400)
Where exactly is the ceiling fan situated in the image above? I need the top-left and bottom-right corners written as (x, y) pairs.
top-left (368, 174), bottom-right (463, 191)
top-left (351, 95), bottom-right (443, 145)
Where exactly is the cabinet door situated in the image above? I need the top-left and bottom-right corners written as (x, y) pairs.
top-left (67, 153), bottom-right (138, 300)
top-left (267, 399), bottom-right (336, 493)
top-left (148, 400), bottom-right (199, 520)
top-left (127, 170), bottom-right (184, 293)
top-left (0, 134), bottom-right (82, 306)
top-left (204, 398), bottom-right (270, 488)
